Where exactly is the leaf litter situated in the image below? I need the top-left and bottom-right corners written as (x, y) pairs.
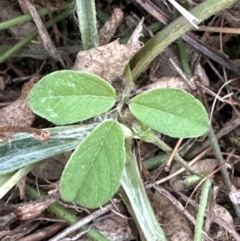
top-left (1, 0), bottom-right (240, 240)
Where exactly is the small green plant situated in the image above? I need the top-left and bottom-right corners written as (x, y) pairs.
top-left (27, 69), bottom-right (209, 208)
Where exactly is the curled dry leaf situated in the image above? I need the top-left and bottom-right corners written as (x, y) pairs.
top-left (74, 39), bottom-right (142, 83)
top-left (0, 75), bottom-right (39, 139)
top-left (74, 20), bottom-right (143, 83)
top-left (14, 196), bottom-right (56, 220)
top-left (99, 8), bottom-right (124, 46)
top-left (169, 159), bottom-right (218, 191)
top-left (93, 213), bottom-right (134, 241)
top-left (211, 203), bottom-right (240, 241)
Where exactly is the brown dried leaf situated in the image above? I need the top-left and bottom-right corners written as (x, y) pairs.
top-left (0, 75), bottom-right (39, 139)
top-left (99, 8), bottom-right (124, 46)
top-left (14, 196), bottom-right (56, 220)
top-left (74, 19), bottom-right (143, 83)
top-left (74, 39), bottom-right (142, 82)
top-left (148, 191), bottom-right (193, 241)
top-left (94, 214), bottom-right (134, 241)
top-left (211, 204), bottom-right (240, 241)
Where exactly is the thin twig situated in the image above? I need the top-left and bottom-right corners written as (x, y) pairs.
top-left (49, 204), bottom-right (113, 241)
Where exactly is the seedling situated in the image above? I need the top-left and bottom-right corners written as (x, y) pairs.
top-left (27, 69), bottom-right (209, 208)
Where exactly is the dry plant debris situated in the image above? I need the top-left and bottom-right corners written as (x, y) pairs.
top-left (0, 75), bottom-right (39, 127)
top-left (74, 37), bottom-right (142, 83)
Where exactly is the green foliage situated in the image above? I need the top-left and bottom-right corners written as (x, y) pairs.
top-left (60, 120), bottom-right (125, 208)
top-left (23, 70), bottom-right (210, 209)
top-left (129, 88), bottom-right (209, 138)
top-left (28, 70), bottom-right (116, 124)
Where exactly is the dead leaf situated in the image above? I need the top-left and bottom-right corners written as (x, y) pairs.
top-left (74, 39), bottom-right (142, 83)
top-left (74, 19), bottom-right (143, 83)
top-left (99, 8), bottom-right (124, 46)
top-left (148, 191), bottom-right (193, 241)
top-left (211, 203), bottom-right (240, 241)
top-left (0, 75), bottom-right (39, 139)
top-left (94, 214), bottom-right (134, 241)
top-left (14, 196), bottom-right (56, 220)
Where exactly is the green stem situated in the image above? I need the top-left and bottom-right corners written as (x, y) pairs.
top-left (131, 0), bottom-right (238, 81)
top-left (194, 178), bottom-right (211, 241)
top-left (120, 141), bottom-right (167, 241)
top-left (76, 0), bottom-right (99, 49)
top-left (0, 1), bottom-right (72, 31)
top-left (0, 9), bottom-right (70, 64)
top-left (208, 126), bottom-right (240, 217)
top-left (25, 184), bottom-right (110, 241)
top-left (136, 127), bottom-right (197, 175)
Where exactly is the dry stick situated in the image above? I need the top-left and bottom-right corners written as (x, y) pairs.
top-left (197, 25), bottom-right (240, 34)
top-left (145, 147), bottom-right (210, 188)
top-left (17, 223), bottom-right (65, 241)
top-left (24, 0), bottom-right (65, 67)
top-left (165, 138), bottom-right (183, 172)
top-left (49, 204), bottom-right (113, 241)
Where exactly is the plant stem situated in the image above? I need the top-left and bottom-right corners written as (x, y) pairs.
top-left (0, 9), bottom-right (70, 64)
top-left (75, 0), bottom-right (99, 49)
top-left (25, 184), bottom-right (110, 241)
top-left (208, 126), bottom-right (240, 218)
top-left (194, 178), bottom-right (211, 241)
top-left (0, 1), bottom-right (72, 31)
top-left (120, 140), bottom-right (167, 241)
top-left (137, 128), bottom-right (197, 175)
top-left (131, 0), bottom-right (238, 81)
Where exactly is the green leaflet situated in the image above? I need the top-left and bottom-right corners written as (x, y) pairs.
top-left (60, 120), bottom-right (125, 208)
top-left (129, 88), bottom-right (209, 138)
top-left (27, 70), bottom-right (116, 125)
